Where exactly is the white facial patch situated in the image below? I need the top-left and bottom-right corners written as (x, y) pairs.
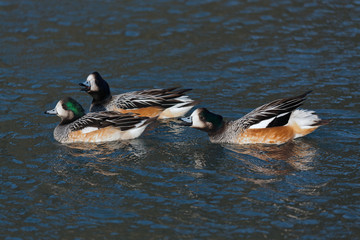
top-left (56, 100), bottom-right (75, 120)
top-left (86, 74), bottom-right (99, 92)
top-left (55, 101), bottom-right (67, 118)
top-left (190, 109), bottom-right (206, 129)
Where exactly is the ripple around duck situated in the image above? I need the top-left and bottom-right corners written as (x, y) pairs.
top-left (1, 0), bottom-right (359, 239)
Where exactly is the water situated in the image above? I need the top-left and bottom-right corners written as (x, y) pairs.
top-left (1, 0), bottom-right (359, 239)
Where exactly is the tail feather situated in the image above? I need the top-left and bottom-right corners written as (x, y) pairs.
top-left (289, 109), bottom-right (328, 138)
top-left (311, 119), bottom-right (331, 126)
top-left (289, 110), bottom-right (319, 128)
top-left (159, 96), bottom-right (198, 119)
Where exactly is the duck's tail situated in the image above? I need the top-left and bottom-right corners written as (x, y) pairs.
top-left (159, 96), bottom-right (199, 119)
top-left (288, 109), bottom-right (330, 139)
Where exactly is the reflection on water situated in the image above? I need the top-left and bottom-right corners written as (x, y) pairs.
top-left (51, 139), bottom-right (151, 185)
top-left (63, 139), bottom-right (149, 159)
top-left (225, 140), bottom-right (317, 174)
top-left (223, 140), bottom-right (321, 187)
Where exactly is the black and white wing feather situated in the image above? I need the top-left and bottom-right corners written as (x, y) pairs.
top-left (112, 87), bottom-right (192, 109)
top-left (236, 91), bottom-right (312, 129)
top-left (70, 112), bottom-right (152, 132)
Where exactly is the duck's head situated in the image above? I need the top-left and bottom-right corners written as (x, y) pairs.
top-left (45, 97), bottom-right (85, 124)
top-left (181, 108), bottom-right (223, 132)
top-left (79, 72), bottom-right (111, 101)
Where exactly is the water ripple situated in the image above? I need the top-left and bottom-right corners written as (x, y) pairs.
top-left (1, 0), bottom-right (359, 239)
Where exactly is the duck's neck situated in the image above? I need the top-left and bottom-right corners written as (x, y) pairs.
top-left (89, 80), bottom-right (112, 103)
top-left (54, 124), bottom-right (70, 142)
top-left (59, 112), bottom-right (83, 125)
top-left (207, 121), bottom-right (227, 143)
top-left (92, 93), bottom-right (112, 104)
top-left (90, 95), bottom-right (112, 112)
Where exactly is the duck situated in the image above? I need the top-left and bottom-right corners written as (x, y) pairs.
top-left (79, 72), bottom-right (197, 119)
top-left (181, 91), bottom-right (330, 145)
top-left (45, 97), bottom-right (155, 143)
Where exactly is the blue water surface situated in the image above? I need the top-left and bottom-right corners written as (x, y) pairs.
top-left (1, 0), bottom-right (359, 239)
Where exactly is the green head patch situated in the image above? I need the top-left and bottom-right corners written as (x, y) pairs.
top-left (62, 97), bottom-right (85, 117)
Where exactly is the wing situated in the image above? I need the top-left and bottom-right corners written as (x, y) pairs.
top-left (112, 87), bottom-right (192, 109)
top-left (236, 91), bottom-right (312, 129)
top-left (69, 112), bottom-right (151, 132)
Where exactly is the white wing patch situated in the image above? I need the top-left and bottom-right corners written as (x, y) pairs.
top-left (81, 127), bottom-right (99, 134)
top-left (249, 112), bottom-right (289, 129)
top-left (248, 117), bottom-right (275, 129)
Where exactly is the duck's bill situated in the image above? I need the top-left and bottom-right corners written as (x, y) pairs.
top-left (44, 108), bottom-right (57, 115)
top-left (179, 116), bottom-right (193, 126)
top-left (79, 81), bottom-right (90, 91)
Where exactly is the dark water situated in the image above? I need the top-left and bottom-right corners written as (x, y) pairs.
top-left (1, 0), bottom-right (360, 239)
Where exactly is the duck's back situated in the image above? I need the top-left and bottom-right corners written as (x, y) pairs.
top-left (91, 88), bottom-right (196, 118)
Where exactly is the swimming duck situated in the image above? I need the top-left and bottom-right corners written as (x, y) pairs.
top-left (79, 72), bottom-right (197, 119)
top-left (45, 97), bottom-right (155, 143)
top-left (181, 91), bottom-right (330, 144)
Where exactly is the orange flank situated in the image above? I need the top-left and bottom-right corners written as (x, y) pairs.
top-left (238, 125), bottom-right (318, 145)
top-left (68, 126), bottom-right (129, 143)
top-left (114, 106), bottom-right (164, 118)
